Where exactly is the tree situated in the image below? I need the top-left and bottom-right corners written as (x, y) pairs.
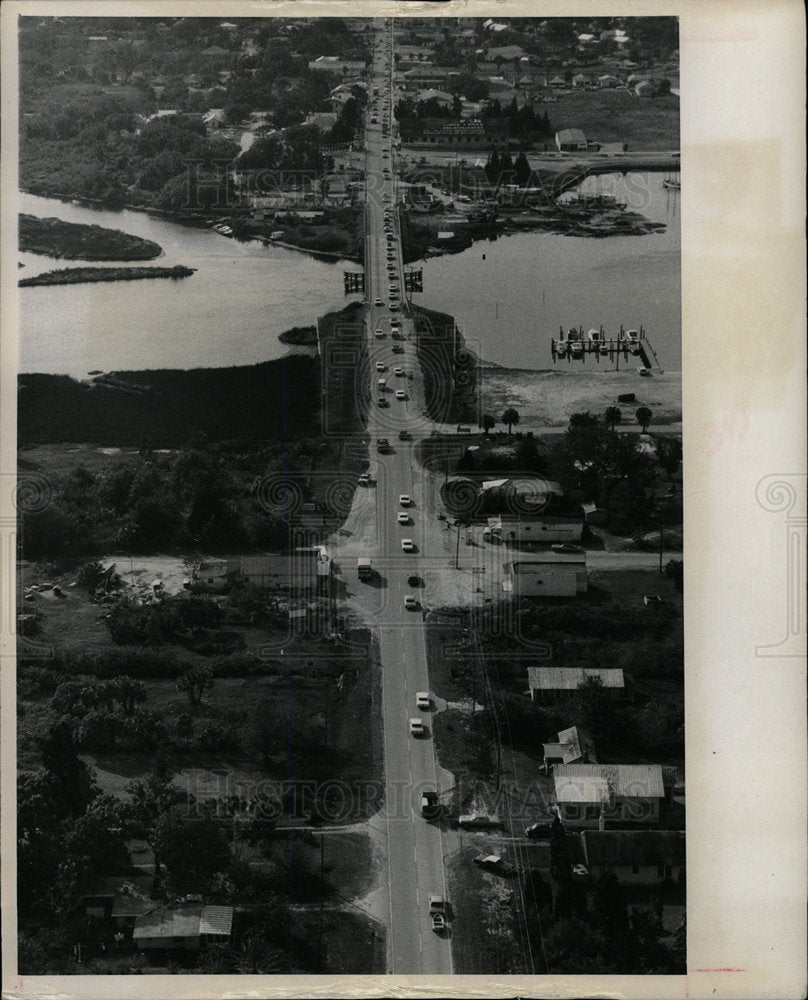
top-left (501, 407), bottom-right (521, 436)
top-left (153, 808), bottom-right (231, 895)
top-left (38, 722), bottom-right (98, 817)
top-left (604, 406), bottom-right (622, 431)
top-left (176, 663), bottom-right (214, 705)
top-left (636, 406), bottom-right (653, 432)
top-left (480, 413), bottom-right (496, 435)
top-left (569, 411), bottom-right (599, 430)
top-left (654, 436), bottom-right (682, 478)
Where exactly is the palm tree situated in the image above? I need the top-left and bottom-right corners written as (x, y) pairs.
top-left (501, 407), bottom-right (520, 436)
top-left (604, 406), bottom-right (622, 431)
top-left (636, 406), bottom-right (653, 432)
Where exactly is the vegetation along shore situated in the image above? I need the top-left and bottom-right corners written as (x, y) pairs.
top-left (19, 265), bottom-right (195, 288)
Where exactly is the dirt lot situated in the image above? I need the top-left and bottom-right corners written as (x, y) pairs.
top-left (541, 88), bottom-right (680, 151)
top-left (480, 367), bottom-right (682, 429)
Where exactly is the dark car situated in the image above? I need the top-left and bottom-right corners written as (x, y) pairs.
top-left (420, 790), bottom-right (440, 818)
top-left (408, 574), bottom-right (423, 587)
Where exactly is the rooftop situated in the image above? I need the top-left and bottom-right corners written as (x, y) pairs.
top-left (554, 763), bottom-right (665, 804)
top-left (527, 667), bottom-right (624, 691)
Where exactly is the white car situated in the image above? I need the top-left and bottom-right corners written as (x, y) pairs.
top-left (416, 691), bottom-right (430, 710)
top-left (374, 297), bottom-right (383, 306)
top-left (374, 328), bottom-right (384, 338)
top-left (404, 596), bottom-right (418, 611)
top-left (394, 367), bottom-right (404, 376)
top-left (397, 512), bottom-right (409, 525)
top-left (401, 538), bottom-right (415, 552)
top-left (375, 361), bottom-right (385, 371)
top-left (395, 389), bottom-right (406, 400)
top-left (409, 718), bottom-right (425, 736)
top-left (399, 495), bottom-right (411, 506)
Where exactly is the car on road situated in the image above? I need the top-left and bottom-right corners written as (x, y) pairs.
top-left (525, 821), bottom-right (557, 839)
top-left (393, 367), bottom-right (404, 376)
top-left (397, 512), bottom-right (410, 525)
top-left (390, 317), bottom-right (401, 327)
top-left (390, 304), bottom-right (400, 312)
top-left (431, 913), bottom-right (445, 933)
top-left (473, 854), bottom-right (516, 877)
top-left (377, 397), bottom-right (389, 408)
top-left (395, 389), bottom-right (406, 400)
top-left (392, 345), bottom-right (404, 354)
top-left (399, 494), bottom-right (411, 506)
top-left (401, 538), bottom-right (415, 552)
top-left (409, 718), bottom-right (425, 736)
top-left (416, 691), bottom-right (430, 710)
top-left (374, 328), bottom-right (384, 338)
top-left (458, 812), bottom-right (499, 828)
top-left (358, 473), bottom-right (371, 487)
top-left (398, 428), bottom-right (410, 439)
top-left (551, 543), bottom-right (583, 554)
top-left (404, 596), bottom-right (418, 611)
top-left (408, 574), bottom-right (422, 587)
top-left (375, 361), bottom-right (385, 371)
top-left (428, 894), bottom-right (445, 913)
top-left (374, 297), bottom-right (383, 306)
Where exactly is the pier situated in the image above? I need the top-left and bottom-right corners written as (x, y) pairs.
top-left (551, 325), bottom-right (664, 372)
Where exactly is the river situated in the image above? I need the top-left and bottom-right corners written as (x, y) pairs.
top-left (17, 173), bottom-right (679, 376)
top-left (416, 171), bottom-right (681, 370)
top-left (17, 193), bottom-right (352, 377)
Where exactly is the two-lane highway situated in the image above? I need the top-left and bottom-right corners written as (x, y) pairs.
top-left (346, 22), bottom-right (453, 974)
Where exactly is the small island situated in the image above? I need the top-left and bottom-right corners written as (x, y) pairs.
top-left (19, 214), bottom-right (163, 261)
top-left (19, 265), bottom-right (195, 288)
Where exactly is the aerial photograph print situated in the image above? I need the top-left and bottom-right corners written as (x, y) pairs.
top-left (11, 6), bottom-right (690, 982)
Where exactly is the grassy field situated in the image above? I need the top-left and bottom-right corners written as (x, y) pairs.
top-left (546, 89), bottom-right (680, 150)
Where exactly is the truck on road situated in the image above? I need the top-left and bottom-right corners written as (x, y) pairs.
top-left (357, 557), bottom-right (373, 580)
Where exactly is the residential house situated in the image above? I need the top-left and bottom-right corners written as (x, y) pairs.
top-left (484, 515), bottom-right (583, 544)
top-left (203, 108), bottom-right (227, 129)
top-left (133, 903), bottom-right (233, 951)
top-left (549, 76), bottom-right (567, 89)
top-left (598, 74), bottom-right (621, 88)
top-left (635, 79), bottom-right (654, 97)
top-left (542, 726), bottom-right (597, 768)
top-left (571, 73), bottom-right (592, 88)
top-left (486, 44), bottom-right (526, 63)
top-left (304, 111), bottom-right (338, 131)
top-left (527, 667), bottom-right (625, 704)
top-left (414, 88), bottom-right (454, 110)
top-left (400, 66), bottom-right (454, 90)
top-left (308, 56), bottom-right (366, 76)
top-left (486, 75), bottom-right (515, 96)
top-left (555, 128), bottom-right (588, 151)
top-left (201, 45), bottom-right (231, 62)
top-left (505, 555), bottom-right (588, 597)
top-left (579, 829), bottom-right (684, 883)
top-left (553, 763), bottom-right (665, 827)
top-left (83, 875), bottom-right (154, 925)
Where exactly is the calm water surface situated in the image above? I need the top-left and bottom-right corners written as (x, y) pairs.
top-left (18, 193), bottom-right (353, 377)
top-left (416, 172), bottom-right (681, 369)
top-left (18, 173), bottom-right (679, 376)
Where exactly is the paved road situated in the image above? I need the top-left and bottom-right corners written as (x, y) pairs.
top-left (346, 23), bottom-right (453, 974)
